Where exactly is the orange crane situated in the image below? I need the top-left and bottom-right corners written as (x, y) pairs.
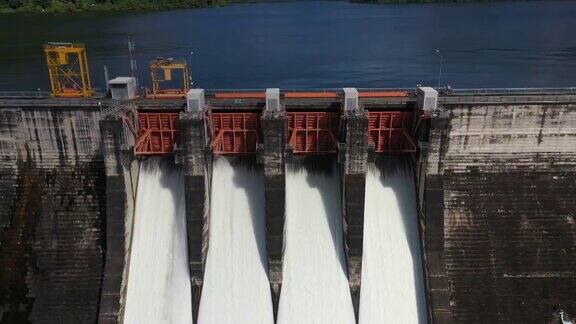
top-left (43, 43), bottom-right (93, 98)
top-left (147, 57), bottom-right (190, 99)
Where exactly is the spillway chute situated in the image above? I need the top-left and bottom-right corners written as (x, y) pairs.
top-left (359, 156), bottom-right (428, 323)
top-left (198, 156), bottom-right (274, 324)
top-left (123, 157), bottom-right (192, 324)
top-left (278, 158), bottom-right (356, 324)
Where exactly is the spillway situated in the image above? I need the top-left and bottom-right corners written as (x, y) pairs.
top-left (359, 156), bottom-right (427, 323)
top-left (278, 159), bottom-right (356, 324)
top-left (123, 158), bottom-right (192, 324)
top-left (198, 157), bottom-right (273, 324)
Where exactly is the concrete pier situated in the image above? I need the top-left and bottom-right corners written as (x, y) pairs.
top-left (178, 89), bottom-right (212, 323)
top-left (413, 88), bottom-right (448, 323)
top-left (261, 88), bottom-right (286, 319)
top-left (98, 112), bottom-right (138, 324)
top-left (339, 88), bottom-right (369, 320)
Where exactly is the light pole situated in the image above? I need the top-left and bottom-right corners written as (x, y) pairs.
top-left (188, 50), bottom-right (194, 88)
top-left (435, 49), bottom-right (443, 90)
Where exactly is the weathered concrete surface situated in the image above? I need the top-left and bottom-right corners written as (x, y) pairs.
top-left (0, 106), bottom-right (105, 323)
top-left (0, 154), bottom-right (39, 323)
top-left (339, 108), bottom-right (369, 320)
top-left (261, 108), bottom-right (286, 319)
top-left (98, 113), bottom-right (139, 324)
top-left (424, 103), bottom-right (576, 323)
top-left (178, 111), bottom-right (212, 323)
top-left (0, 112), bottom-right (20, 229)
top-left (0, 106), bottom-right (101, 229)
top-left (29, 162), bottom-right (105, 323)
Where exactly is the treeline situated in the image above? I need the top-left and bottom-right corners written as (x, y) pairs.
top-left (0, 0), bottom-right (228, 13)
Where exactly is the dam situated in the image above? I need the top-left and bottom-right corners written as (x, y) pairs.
top-left (1, 84), bottom-right (576, 324)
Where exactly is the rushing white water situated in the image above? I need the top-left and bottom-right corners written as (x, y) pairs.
top-left (278, 160), bottom-right (356, 324)
top-left (124, 158), bottom-right (192, 324)
top-left (198, 157), bottom-right (273, 324)
top-left (359, 157), bottom-right (428, 324)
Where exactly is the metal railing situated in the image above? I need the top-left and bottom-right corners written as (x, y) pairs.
top-left (448, 87), bottom-right (576, 96)
top-left (0, 91), bottom-right (50, 99)
top-left (0, 89), bottom-right (106, 99)
top-left (1, 87), bottom-right (575, 100)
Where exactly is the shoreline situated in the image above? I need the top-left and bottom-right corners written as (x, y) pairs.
top-left (0, 0), bottom-right (551, 14)
top-left (0, 0), bottom-right (227, 14)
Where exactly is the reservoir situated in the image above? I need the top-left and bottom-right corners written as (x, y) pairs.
top-left (1, 0), bottom-right (575, 90)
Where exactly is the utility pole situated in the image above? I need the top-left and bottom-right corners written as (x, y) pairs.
top-left (128, 35), bottom-right (139, 91)
top-left (435, 49), bottom-right (443, 90)
top-left (103, 65), bottom-right (110, 93)
top-left (188, 50), bottom-right (194, 88)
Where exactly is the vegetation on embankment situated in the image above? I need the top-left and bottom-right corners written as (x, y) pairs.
top-left (0, 0), bottom-right (516, 13)
top-left (0, 0), bottom-right (227, 14)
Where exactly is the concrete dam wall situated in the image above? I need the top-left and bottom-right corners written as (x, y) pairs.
top-left (0, 89), bottom-right (575, 323)
top-left (425, 99), bottom-right (576, 323)
top-left (0, 105), bottom-right (105, 323)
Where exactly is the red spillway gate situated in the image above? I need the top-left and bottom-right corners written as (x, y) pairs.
top-left (211, 112), bottom-right (260, 154)
top-left (287, 112), bottom-right (339, 154)
top-left (134, 112), bottom-right (179, 155)
top-left (368, 111), bottom-right (416, 154)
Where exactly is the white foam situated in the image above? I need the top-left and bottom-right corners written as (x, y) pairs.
top-left (124, 158), bottom-right (192, 324)
top-left (278, 162), bottom-right (356, 324)
top-left (359, 157), bottom-right (428, 324)
top-left (198, 157), bottom-right (273, 324)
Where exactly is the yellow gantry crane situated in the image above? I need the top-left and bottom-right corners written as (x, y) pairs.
top-left (149, 57), bottom-right (190, 98)
top-left (44, 42), bottom-right (93, 98)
